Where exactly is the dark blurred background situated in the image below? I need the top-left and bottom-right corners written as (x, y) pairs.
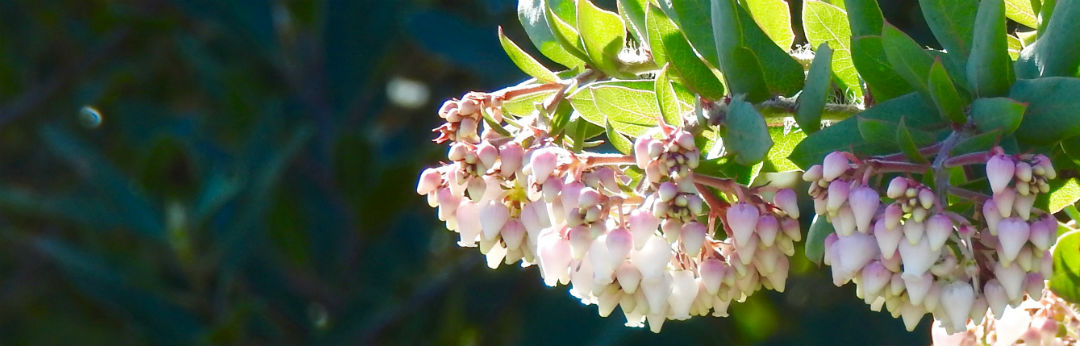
top-left (0, 0), bottom-right (940, 344)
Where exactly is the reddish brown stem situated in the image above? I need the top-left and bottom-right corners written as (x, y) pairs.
top-left (943, 151), bottom-right (992, 168)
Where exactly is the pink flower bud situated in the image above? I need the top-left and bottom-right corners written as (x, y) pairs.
top-left (502, 219), bottom-right (526, 250)
top-left (1029, 215), bottom-right (1055, 251)
top-left (629, 209), bottom-right (660, 250)
top-left (661, 219), bottom-right (682, 243)
top-left (633, 236), bottom-right (674, 280)
top-left (941, 281), bottom-right (975, 333)
top-left (802, 164), bottom-right (823, 182)
top-left (823, 232), bottom-right (839, 266)
top-left (766, 258), bottom-right (790, 293)
top-left (833, 206), bottom-right (856, 237)
top-left (680, 222), bottom-right (708, 257)
top-left (861, 261), bottom-right (892, 298)
top-left (902, 272), bottom-right (933, 306)
top-left (781, 218), bottom-right (801, 241)
top-left (995, 261), bottom-right (1026, 302)
top-left (826, 180), bottom-right (850, 214)
top-left (1025, 273), bottom-right (1045, 300)
top-left (926, 214), bottom-right (953, 252)
top-left (658, 182), bottom-right (678, 202)
top-left (607, 227), bottom-right (633, 264)
top-left (831, 232), bottom-right (877, 286)
top-left (1015, 193), bottom-right (1035, 220)
top-left (899, 237), bottom-right (937, 277)
top-left (686, 194), bottom-right (704, 216)
top-left (918, 188), bottom-right (936, 210)
top-left (417, 168), bottom-right (443, 195)
top-left (675, 131), bottom-right (696, 151)
top-left (456, 201), bottom-right (482, 246)
top-left (647, 140), bottom-right (664, 160)
top-left (1015, 161), bottom-right (1033, 182)
top-left (530, 148), bottom-right (559, 184)
top-left (476, 141), bottom-right (498, 171)
top-left (997, 217), bottom-right (1030, 265)
top-left (498, 142), bottom-right (524, 177)
top-left (700, 259), bottom-right (726, 295)
top-left (541, 178), bottom-right (562, 202)
top-left (987, 154), bottom-right (1016, 194)
top-left (458, 117), bottom-right (479, 140)
top-left (903, 220), bottom-right (925, 245)
top-left (849, 186), bottom-right (880, 233)
top-left (578, 187), bottom-right (601, 209)
top-left (884, 203), bottom-right (902, 230)
top-left (458, 98), bottom-right (479, 116)
top-left (813, 197), bottom-right (826, 215)
top-left (994, 188), bottom-right (1017, 218)
top-left (773, 189), bottom-right (800, 219)
top-left (887, 177), bottom-right (908, 199)
top-left (823, 152), bottom-right (850, 181)
top-left (727, 202), bottom-right (759, 246)
top-left (480, 201), bottom-right (510, 240)
top-left (983, 200), bottom-right (1002, 235)
top-left (616, 262), bottom-right (642, 293)
top-left (983, 279), bottom-right (1008, 318)
top-left (752, 215), bottom-right (777, 247)
top-left (634, 136), bottom-right (653, 169)
top-left (538, 231), bottom-right (572, 286)
top-left (874, 219), bottom-right (902, 259)
top-left (568, 225), bottom-right (593, 260)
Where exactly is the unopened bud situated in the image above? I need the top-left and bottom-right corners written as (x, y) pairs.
top-left (616, 262), bottom-right (642, 294)
top-left (757, 214), bottom-right (779, 247)
top-left (887, 177), bottom-right (908, 199)
top-left (860, 261), bottom-right (891, 298)
top-left (1029, 215), bottom-right (1056, 251)
top-left (675, 132), bottom-right (696, 151)
top-left (827, 180), bottom-right (850, 214)
top-left (918, 188), bottom-right (936, 210)
top-left (925, 214), bottom-right (953, 252)
top-left (530, 148), bottom-right (559, 184)
top-left (994, 261), bottom-right (1026, 302)
top-left (681, 222), bottom-right (708, 257)
top-left (941, 281), bottom-right (975, 333)
top-left (903, 272), bottom-right (934, 306)
top-left (997, 217), bottom-right (1031, 265)
top-left (1015, 193), bottom-right (1035, 220)
top-left (903, 220), bottom-right (924, 245)
top-left (803, 165), bottom-right (823, 182)
top-left (898, 237), bottom-right (936, 277)
top-left (499, 142), bottom-right (524, 177)
top-left (658, 182), bottom-right (678, 202)
top-left (983, 200), bottom-right (1002, 235)
top-left (874, 219), bottom-right (902, 259)
top-left (1015, 161), bottom-right (1033, 183)
top-left (607, 227), bottom-right (633, 263)
top-left (849, 186), bottom-right (880, 233)
top-left (823, 152), bottom-right (850, 181)
top-left (773, 189), bottom-right (800, 219)
top-left (476, 141), bottom-right (498, 170)
top-left (987, 154), bottom-right (1016, 194)
top-left (417, 168), bottom-right (442, 195)
top-left (833, 206), bottom-right (856, 237)
top-left (634, 137), bottom-right (653, 169)
top-left (727, 203), bottom-right (759, 246)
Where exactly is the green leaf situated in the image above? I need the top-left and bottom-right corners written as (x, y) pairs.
top-left (606, 119), bottom-right (635, 154)
top-left (577, 0), bottom-right (629, 78)
top-left (919, 0), bottom-right (977, 68)
top-left (1006, 0), bottom-right (1040, 28)
top-left (968, 0), bottom-right (1015, 97)
top-left (882, 23), bottom-right (936, 92)
top-left (672, 0), bottom-right (720, 66)
top-left (498, 27), bottom-right (560, 83)
top-left (1009, 77), bottom-right (1080, 145)
top-left (646, 5), bottom-right (727, 100)
top-left (619, 0), bottom-right (650, 44)
top-left (1007, 34), bottom-right (1022, 60)
top-left (896, 119), bottom-right (929, 163)
top-left (1050, 179), bottom-right (1080, 213)
top-left (1027, 0), bottom-right (1080, 77)
top-left (1050, 229), bottom-right (1080, 304)
top-left (804, 215), bottom-right (835, 265)
top-left (711, 0), bottom-right (801, 101)
top-left (545, 5), bottom-right (591, 62)
top-left (803, 0), bottom-right (861, 99)
top-left (971, 97), bottom-right (1026, 135)
top-left (724, 95), bottom-right (774, 165)
top-left (796, 43), bottom-right (833, 133)
top-left (501, 89), bottom-right (556, 117)
top-left (927, 58), bottom-right (967, 124)
top-left (744, 0), bottom-right (795, 49)
top-left (655, 64), bottom-right (684, 127)
top-left (517, 0), bottom-right (586, 69)
top-left (843, 0), bottom-right (884, 37)
top-left (790, 93), bottom-right (939, 168)
top-left (851, 35), bottom-right (914, 101)
top-left (569, 82), bottom-right (662, 137)
top-left (737, 6), bottom-right (804, 97)
top-left (857, 117), bottom-right (895, 144)
top-left (951, 129), bottom-right (1004, 156)
top-left (767, 127), bottom-right (807, 172)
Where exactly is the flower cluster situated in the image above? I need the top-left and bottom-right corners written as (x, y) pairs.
top-left (416, 90), bottom-right (803, 332)
top-left (805, 150), bottom-right (1058, 334)
top-left (932, 287), bottom-right (1078, 346)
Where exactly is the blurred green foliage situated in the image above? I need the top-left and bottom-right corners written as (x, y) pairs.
top-left (0, 0), bottom-right (943, 344)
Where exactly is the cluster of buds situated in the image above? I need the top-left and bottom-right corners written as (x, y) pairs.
top-left (418, 89), bottom-right (806, 333)
top-left (932, 287), bottom-right (1078, 346)
top-left (804, 150), bottom-right (1059, 335)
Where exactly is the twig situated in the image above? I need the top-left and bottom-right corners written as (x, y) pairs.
top-left (755, 96), bottom-right (864, 122)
